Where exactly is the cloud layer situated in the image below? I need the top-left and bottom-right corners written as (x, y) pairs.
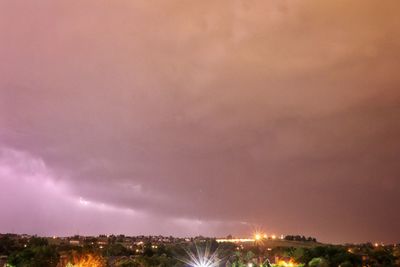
top-left (1, 0), bottom-right (400, 243)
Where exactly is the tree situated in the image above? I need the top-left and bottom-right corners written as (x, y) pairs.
top-left (142, 243), bottom-right (154, 257)
top-left (339, 261), bottom-right (353, 267)
top-left (308, 257), bottom-right (329, 267)
top-left (0, 235), bottom-right (21, 255)
top-left (104, 243), bottom-right (131, 257)
top-left (7, 245), bottom-right (59, 267)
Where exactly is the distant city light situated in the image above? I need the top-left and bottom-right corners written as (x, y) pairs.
top-left (217, 232), bottom-right (289, 244)
top-left (216, 238), bottom-right (255, 243)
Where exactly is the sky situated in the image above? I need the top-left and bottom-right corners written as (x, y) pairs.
top-left (0, 0), bottom-right (399, 244)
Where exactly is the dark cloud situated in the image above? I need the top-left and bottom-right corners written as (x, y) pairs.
top-left (1, 0), bottom-right (400, 243)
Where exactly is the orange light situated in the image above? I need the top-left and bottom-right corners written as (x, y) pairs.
top-left (277, 259), bottom-right (299, 267)
top-left (65, 254), bottom-right (105, 267)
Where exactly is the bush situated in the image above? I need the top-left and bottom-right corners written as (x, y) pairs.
top-left (308, 257), bottom-right (329, 267)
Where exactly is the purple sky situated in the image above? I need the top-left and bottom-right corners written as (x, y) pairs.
top-left (1, 0), bottom-right (400, 244)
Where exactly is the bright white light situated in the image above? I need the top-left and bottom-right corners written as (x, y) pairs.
top-left (181, 244), bottom-right (221, 267)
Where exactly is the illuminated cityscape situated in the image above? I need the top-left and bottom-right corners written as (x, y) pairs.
top-left (0, 233), bottom-right (398, 266)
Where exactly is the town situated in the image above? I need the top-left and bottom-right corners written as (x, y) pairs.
top-left (0, 233), bottom-right (398, 266)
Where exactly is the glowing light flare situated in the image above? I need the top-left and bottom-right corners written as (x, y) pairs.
top-left (181, 244), bottom-right (221, 267)
top-left (276, 259), bottom-right (301, 267)
top-left (65, 254), bottom-right (105, 267)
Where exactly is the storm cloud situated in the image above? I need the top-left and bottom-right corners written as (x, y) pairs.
top-left (1, 0), bottom-right (400, 243)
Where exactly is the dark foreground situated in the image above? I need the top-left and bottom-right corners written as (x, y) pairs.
top-left (0, 234), bottom-right (398, 266)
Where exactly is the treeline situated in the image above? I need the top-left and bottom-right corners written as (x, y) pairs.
top-left (284, 235), bottom-right (317, 242)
